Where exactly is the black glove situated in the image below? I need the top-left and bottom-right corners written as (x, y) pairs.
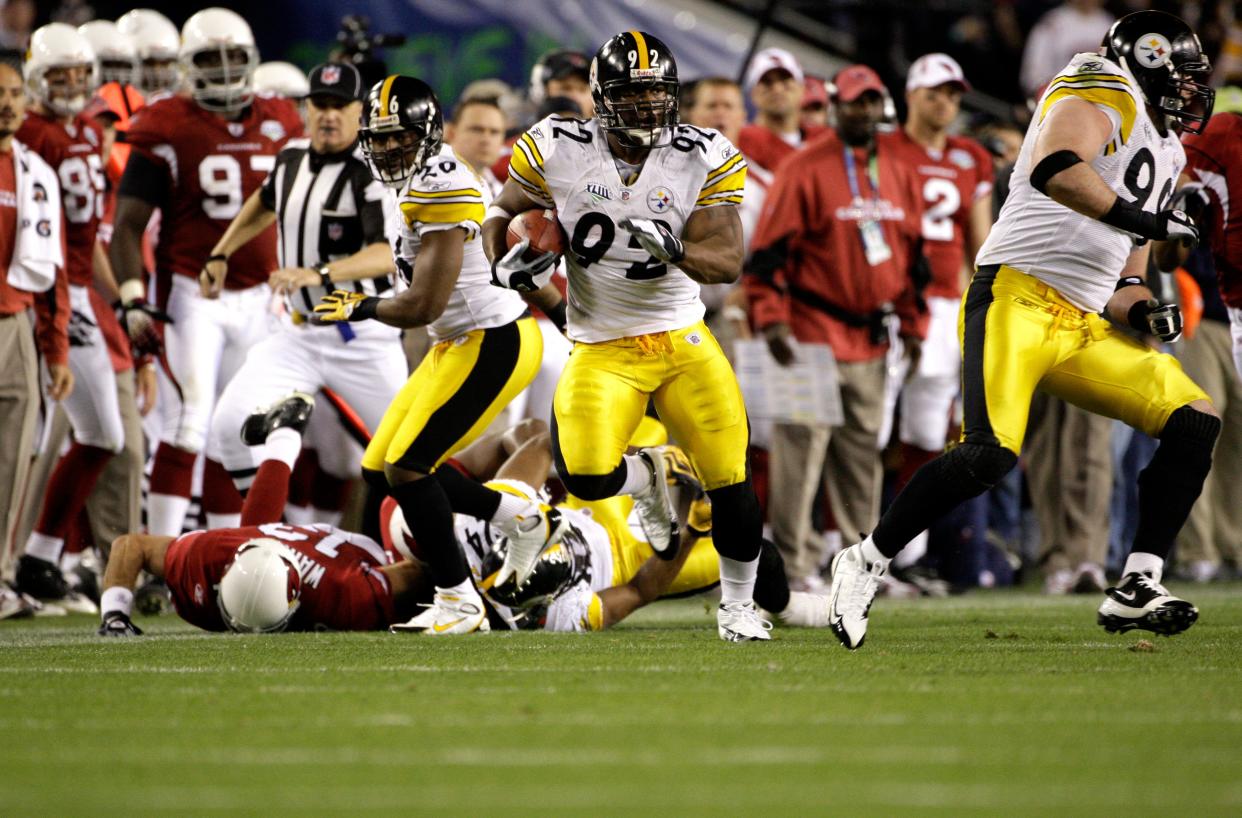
top-left (619, 218), bottom-right (685, 264)
top-left (1102, 199), bottom-right (1199, 248)
top-left (1169, 182), bottom-right (1211, 226)
top-left (117, 299), bottom-right (173, 356)
top-left (1128, 298), bottom-right (1183, 343)
top-left (98, 611), bottom-right (144, 637)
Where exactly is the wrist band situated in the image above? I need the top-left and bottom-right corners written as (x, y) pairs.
top-left (317, 264), bottom-right (332, 289)
top-left (484, 204), bottom-right (514, 222)
top-left (1115, 275), bottom-right (1145, 291)
top-left (350, 296), bottom-right (381, 322)
top-left (118, 278), bottom-right (145, 304)
top-left (1127, 299), bottom-right (1153, 334)
top-left (1100, 197), bottom-right (1158, 239)
top-left (544, 300), bottom-right (568, 333)
top-left (207, 254), bottom-right (227, 264)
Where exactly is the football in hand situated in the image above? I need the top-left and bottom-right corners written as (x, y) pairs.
top-left (506, 209), bottom-right (564, 261)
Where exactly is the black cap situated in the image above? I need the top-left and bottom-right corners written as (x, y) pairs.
top-left (305, 62), bottom-right (364, 102)
top-left (542, 50), bottom-right (590, 82)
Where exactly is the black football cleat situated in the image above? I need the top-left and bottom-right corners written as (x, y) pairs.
top-left (15, 554), bottom-right (71, 599)
top-left (1098, 572), bottom-right (1199, 636)
top-left (241, 391), bottom-right (315, 446)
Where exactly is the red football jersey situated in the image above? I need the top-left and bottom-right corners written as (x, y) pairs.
top-left (163, 523), bottom-right (396, 632)
top-left (886, 129), bottom-right (994, 300)
top-left (16, 111), bottom-right (105, 287)
top-left (1183, 112), bottom-right (1242, 308)
top-left (125, 95), bottom-right (302, 297)
top-left (738, 123), bottom-right (829, 175)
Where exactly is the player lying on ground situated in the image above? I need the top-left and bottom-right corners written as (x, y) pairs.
top-left (96, 397), bottom-right (821, 634)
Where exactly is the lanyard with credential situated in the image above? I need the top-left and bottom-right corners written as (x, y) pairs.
top-left (843, 145), bottom-right (892, 267)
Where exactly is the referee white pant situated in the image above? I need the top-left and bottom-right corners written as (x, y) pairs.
top-left (209, 318), bottom-right (407, 488)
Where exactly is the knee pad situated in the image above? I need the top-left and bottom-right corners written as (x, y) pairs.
top-left (1160, 406), bottom-right (1221, 449)
top-left (560, 469), bottom-right (625, 501)
top-left (943, 442), bottom-right (1016, 491)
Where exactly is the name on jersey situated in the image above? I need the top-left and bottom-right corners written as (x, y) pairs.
top-left (285, 549), bottom-right (328, 589)
top-left (217, 142), bottom-right (264, 152)
top-left (836, 198), bottom-right (906, 222)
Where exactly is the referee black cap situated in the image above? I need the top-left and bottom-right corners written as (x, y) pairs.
top-left (305, 62), bottom-right (364, 103)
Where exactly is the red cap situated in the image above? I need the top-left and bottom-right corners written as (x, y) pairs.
top-left (802, 75), bottom-right (828, 108)
top-left (832, 64), bottom-right (886, 103)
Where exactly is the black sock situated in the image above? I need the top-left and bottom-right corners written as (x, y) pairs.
top-left (1132, 407), bottom-right (1220, 559)
top-left (706, 481), bottom-right (762, 562)
top-left (435, 465), bottom-right (502, 520)
top-left (360, 468), bottom-right (390, 544)
top-left (873, 443), bottom-right (1016, 558)
top-left (752, 538), bottom-right (790, 614)
top-left (389, 477), bottom-right (469, 588)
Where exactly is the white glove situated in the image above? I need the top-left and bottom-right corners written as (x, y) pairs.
top-left (1153, 208), bottom-right (1199, 248)
top-left (490, 240), bottom-right (558, 293)
top-left (619, 217), bottom-right (684, 263)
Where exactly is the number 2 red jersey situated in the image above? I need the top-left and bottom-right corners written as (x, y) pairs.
top-left (884, 129), bottom-right (993, 300)
top-left (16, 110), bottom-right (105, 287)
top-left (125, 94), bottom-right (302, 294)
top-left (163, 523), bottom-right (396, 632)
top-left (1182, 112), bottom-right (1242, 308)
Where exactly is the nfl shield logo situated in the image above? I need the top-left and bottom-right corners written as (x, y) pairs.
top-left (328, 223), bottom-right (343, 241)
top-left (228, 122), bottom-right (244, 137)
top-left (322, 65), bottom-right (341, 85)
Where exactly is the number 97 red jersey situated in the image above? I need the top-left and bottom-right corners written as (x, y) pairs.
top-left (125, 94), bottom-right (303, 296)
top-left (162, 523), bottom-right (397, 632)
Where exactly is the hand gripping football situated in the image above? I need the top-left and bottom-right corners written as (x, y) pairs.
top-left (506, 209), bottom-right (564, 261)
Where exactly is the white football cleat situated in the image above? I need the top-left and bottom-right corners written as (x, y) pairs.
top-left (390, 589), bottom-right (490, 636)
top-left (718, 600), bottom-right (773, 641)
top-left (827, 543), bottom-right (887, 649)
top-left (493, 506), bottom-right (567, 589)
top-left (776, 591), bottom-right (830, 628)
top-left (632, 447), bottom-right (678, 558)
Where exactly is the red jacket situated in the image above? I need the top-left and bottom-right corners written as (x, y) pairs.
top-left (1183, 112), bottom-right (1242, 308)
top-left (745, 129), bottom-right (928, 362)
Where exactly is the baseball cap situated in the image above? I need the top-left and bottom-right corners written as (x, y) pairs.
top-left (304, 62), bottom-right (364, 103)
top-left (906, 53), bottom-right (971, 93)
top-left (832, 64), bottom-right (886, 102)
top-left (745, 47), bottom-right (804, 91)
top-left (541, 50), bottom-right (590, 83)
top-left (802, 75), bottom-right (828, 109)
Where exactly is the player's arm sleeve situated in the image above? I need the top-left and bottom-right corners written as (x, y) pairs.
top-left (1038, 70), bottom-right (1136, 153)
top-left (695, 137), bottom-right (748, 211)
top-left (507, 122), bottom-right (555, 208)
top-left (398, 167), bottom-right (485, 242)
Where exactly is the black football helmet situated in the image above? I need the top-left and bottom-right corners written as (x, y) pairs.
top-left (1102, 10), bottom-right (1214, 135)
top-left (480, 540), bottom-right (575, 611)
top-left (590, 30), bottom-right (679, 148)
top-left (360, 75), bottom-right (444, 189)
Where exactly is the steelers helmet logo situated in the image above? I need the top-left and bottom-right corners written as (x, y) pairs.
top-left (1134, 33), bottom-right (1174, 68)
top-left (647, 187), bottom-right (674, 213)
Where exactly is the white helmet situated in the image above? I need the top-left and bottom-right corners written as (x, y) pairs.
top-left (115, 9), bottom-right (180, 95)
top-left (254, 61), bottom-right (309, 99)
top-left (25, 23), bottom-right (99, 118)
top-left (217, 538), bottom-right (302, 633)
top-left (78, 20), bottom-right (139, 88)
top-left (180, 8), bottom-right (259, 113)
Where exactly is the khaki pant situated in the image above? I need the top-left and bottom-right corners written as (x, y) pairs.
top-left (15, 369), bottom-right (145, 558)
top-left (1177, 320), bottom-right (1242, 567)
top-left (768, 357), bottom-right (887, 579)
top-left (1026, 392), bottom-right (1113, 575)
top-left (0, 311), bottom-right (39, 579)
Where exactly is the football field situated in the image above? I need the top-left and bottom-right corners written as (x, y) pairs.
top-left (3, 589), bottom-right (1241, 816)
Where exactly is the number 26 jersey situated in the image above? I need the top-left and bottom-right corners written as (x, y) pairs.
top-left (976, 53), bottom-right (1184, 313)
top-left (509, 117), bottom-right (747, 342)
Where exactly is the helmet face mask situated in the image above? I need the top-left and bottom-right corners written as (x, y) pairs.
top-left (360, 75), bottom-right (444, 189)
top-left (26, 23), bottom-right (99, 118)
top-left (1103, 11), bottom-right (1215, 135)
top-left (36, 63), bottom-right (98, 117)
top-left (184, 44), bottom-right (259, 113)
top-left (590, 31), bottom-right (680, 149)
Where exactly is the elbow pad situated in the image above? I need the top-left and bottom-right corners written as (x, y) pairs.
top-left (1029, 149), bottom-right (1084, 196)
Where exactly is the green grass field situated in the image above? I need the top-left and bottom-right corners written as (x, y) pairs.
top-left (2, 588), bottom-right (1241, 817)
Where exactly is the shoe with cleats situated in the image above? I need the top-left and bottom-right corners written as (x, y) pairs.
top-left (493, 506), bottom-right (569, 589)
top-left (241, 391), bottom-right (315, 446)
top-left (1098, 572), bottom-right (1198, 636)
top-left (827, 543), bottom-right (887, 649)
top-left (632, 447), bottom-right (678, 558)
top-left (390, 589), bottom-right (490, 635)
top-left (718, 600), bottom-right (773, 641)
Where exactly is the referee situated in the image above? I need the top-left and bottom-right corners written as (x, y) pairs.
top-left (202, 62), bottom-right (408, 525)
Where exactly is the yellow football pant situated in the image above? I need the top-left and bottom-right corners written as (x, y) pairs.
top-left (961, 266), bottom-right (1209, 454)
top-left (364, 317), bottom-right (542, 473)
top-left (552, 321), bottom-right (749, 491)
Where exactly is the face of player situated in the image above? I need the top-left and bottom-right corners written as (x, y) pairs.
top-left (307, 95), bottom-right (361, 154)
top-left (751, 68), bottom-right (801, 119)
top-left (0, 64), bottom-right (27, 141)
top-left (686, 83), bottom-right (745, 143)
top-left (141, 57), bottom-right (179, 94)
top-left (801, 100), bottom-right (828, 129)
top-left (907, 83), bottom-right (962, 133)
top-left (546, 74), bottom-right (594, 117)
top-left (447, 103), bottom-right (505, 172)
top-left (836, 91), bottom-right (885, 147)
top-left (364, 128), bottom-right (424, 185)
top-left (42, 63), bottom-right (93, 118)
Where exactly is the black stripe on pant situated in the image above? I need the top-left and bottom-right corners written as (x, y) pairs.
top-left (961, 265), bottom-right (1001, 448)
top-left (394, 321), bottom-right (522, 473)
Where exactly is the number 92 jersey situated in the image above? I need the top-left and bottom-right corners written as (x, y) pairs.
top-left (976, 52), bottom-right (1185, 313)
top-left (509, 116), bottom-right (747, 342)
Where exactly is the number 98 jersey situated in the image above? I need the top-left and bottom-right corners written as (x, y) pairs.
top-left (976, 53), bottom-right (1185, 313)
top-left (509, 116), bottom-right (747, 342)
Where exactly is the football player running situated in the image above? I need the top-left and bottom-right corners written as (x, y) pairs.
top-left (312, 76), bottom-right (564, 636)
top-left (109, 9), bottom-right (304, 538)
top-left (827, 11), bottom-right (1220, 649)
top-left (482, 31), bottom-right (770, 641)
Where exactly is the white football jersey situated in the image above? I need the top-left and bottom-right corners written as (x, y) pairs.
top-left (394, 144), bottom-right (526, 342)
top-left (509, 116), bottom-right (747, 342)
top-left (977, 53), bottom-right (1186, 313)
